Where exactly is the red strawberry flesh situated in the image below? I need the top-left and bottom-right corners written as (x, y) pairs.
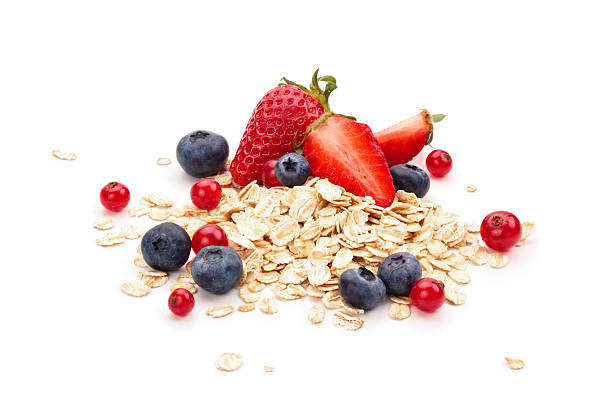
top-left (374, 110), bottom-right (433, 167)
top-left (304, 115), bottom-right (396, 208)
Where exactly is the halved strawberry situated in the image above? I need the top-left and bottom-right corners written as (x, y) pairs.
top-left (374, 110), bottom-right (445, 167)
top-left (304, 115), bottom-right (396, 208)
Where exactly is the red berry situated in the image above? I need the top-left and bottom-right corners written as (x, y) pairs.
top-left (480, 211), bottom-right (522, 252)
top-left (410, 278), bottom-right (445, 313)
top-left (190, 179), bottom-right (222, 210)
top-left (426, 149), bottom-right (453, 177)
top-left (100, 181), bottom-right (130, 212)
top-left (262, 159), bottom-right (282, 188)
top-left (192, 224), bottom-right (228, 254)
top-left (168, 288), bottom-right (195, 316)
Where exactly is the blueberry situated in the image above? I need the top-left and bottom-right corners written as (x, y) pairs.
top-left (176, 130), bottom-right (229, 178)
top-left (389, 164), bottom-right (430, 198)
top-left (141, 222), bottom-right (191, 272)
top-left (378, 252), bottom-right (422, 296)
top-left (191, 246), bottom-right (243, 294)
top-left (274, 153), bottom-right (310, 187)
top-left (339, 267), bottom-right (387, 311)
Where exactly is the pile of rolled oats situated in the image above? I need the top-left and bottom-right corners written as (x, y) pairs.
top-left (96, 162), bottom-right (535, 331)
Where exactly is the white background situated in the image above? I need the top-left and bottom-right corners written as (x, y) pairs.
top-left (1, 1), bottom-right (611, 406)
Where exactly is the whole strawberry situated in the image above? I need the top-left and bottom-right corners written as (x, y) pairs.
top-left (230, 70), bottom-right (345, 185)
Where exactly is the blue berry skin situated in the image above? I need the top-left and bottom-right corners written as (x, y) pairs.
top-left (339, 267), bottom-right (387, 311)
top-left (141, 223), bottom-right (191, 272)
top-left (191, 246), bottom-right (244, 294)
top-left (274, 153), bottom-right (310, 187)
top-left (389, 164), bottom-right (430, 198)
top-left (378, 252), bottom-right (422, 296)
top-left (176, 130), bottom-right (229, 178)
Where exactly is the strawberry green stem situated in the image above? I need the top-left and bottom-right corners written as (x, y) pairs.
top-left (280, 69), bottom-right (354, 119)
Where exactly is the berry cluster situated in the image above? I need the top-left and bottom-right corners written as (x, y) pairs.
top-left (99, 70), bottom-right (526, 319)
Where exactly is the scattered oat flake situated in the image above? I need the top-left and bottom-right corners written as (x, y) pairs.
top-left (120, 281), bottom-right (151, 297)
top-left (121, 225), bottom-right (143, 240)
top-left (141, 274), bottom-right (168, 288)
top-left (137, 270), bottom-right (167, 279)
top-left (128, 207), bottom-right (150, 217)
top-left (133, 257), bottom-right (148, 268)
top-left (263, 365), bottom-right (275, 373)
top-left (427, 240), bottom-right (447, 257)
top-left (239, 286), bottom-right (261, 303)
top-left (256, 271), bottom-right (280, 284)
top-left (213, 172), bottom-right (233, 186)
top-left (315, 178), bottom-right (343, 202)
top-left (505, 357), bottom-right (525, 370)
top-left (157, 157), bottom-right (171, 165)
top-left (247, 281), bottom-right (265, 292)
top-left (444, 282), bottom-right (466, 305)
top-left (308, 304), bottom-right (325, 324)
top-left (389, 296), bottom-right (412, 305)
top-left (388, 303), bottom-right (411, 320)
top-left (333, 312), bottom-right (364, 331)
top-left (149, 208), bottom-right (169, 221)
top-left (169, 282), bottom-right (197, 294)
top-left (237, 303), bottom-right (255, 312)
top-left (142, 193), bottom-right (174, 208)
top-left (96, 232), bottom-right (125, 247)
top-left (517, 221), bottom-right (535, 245)
top-left (308, 265), bottom-right (331, 286)
top-left (488, 252), bottom-right (509, 268)
top-left (259, 297), bottom-right (279, 314)
top-left (465, 223), bottom-right (480, 233)
top-left (340, 303), bottom-right (365, 316)
top-left (331, 247), bottom-right (353, 269)
top-left (93, 219), bottom-right (114, 231)
top-left (206, 305), bottom-right (234, 318)
top-left (466, 184), bottom-right (478, 192)
top-left (52, 149), bottom-right (77, 161)
top-left (448, 268), bottom-right (471, 284)
top-left (216, 353), bottom-right (243, 372)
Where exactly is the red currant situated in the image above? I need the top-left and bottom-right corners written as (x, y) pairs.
top-left (480, 211), bottom-right (522, 252)
top-left (262, 159), bottom-right (282, 188)
top-left (192, 224), bottom-right (228, 254)
top-left (168, 288), bottom-right (195, 316)
top-left (426, 149), bottom-right (453, 177)
top-left (410, 278), bottom-right (445, 313)
top-left (190, 178), bottom-right (222, 210)
top-left (100, 182), bottom-right (130, 212)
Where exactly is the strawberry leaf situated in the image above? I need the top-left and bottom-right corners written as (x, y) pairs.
top-left (280, 77), bottom-right (309, 93)
top-left (310, 68), bottom-right (322, 93)
top-left (324, 82), bottom-right (337, 100)
top-left (431, 114), bottom-right (446, 123)
top-left (318, 75), bottom-right (337, 84)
